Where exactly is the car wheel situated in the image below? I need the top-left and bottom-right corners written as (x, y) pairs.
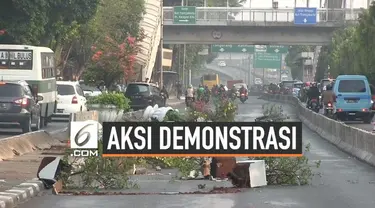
top-left (21, 116), bottom-right (32, 133)
top-left (32, 115), bottom-right (41, 131)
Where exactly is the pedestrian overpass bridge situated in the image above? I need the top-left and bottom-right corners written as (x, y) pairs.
top-left (163, 7), bottom-right (360, 45)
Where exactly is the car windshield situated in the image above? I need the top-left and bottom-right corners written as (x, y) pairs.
top-left (0, 83), bottom-right (22, 97)
top-left (125, 84), bottom-right (149, 96)
top-left (338, 80), bottom-right (366, 93)
top-left (283, 81), bottom-right (295, 88)
top-left (294, 83), bottom-right (303, 88)
top-left (255, 78), bottom-right (261, 82)
top-left (57, 85), bottom-right (76, 95)
top-left (80, 84), bottom-right (100, 92)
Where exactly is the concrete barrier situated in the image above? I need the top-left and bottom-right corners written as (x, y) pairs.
top-left (260, 93), bottom-right (375, 167)
top-left (0, 131), bottom-right (61, 161)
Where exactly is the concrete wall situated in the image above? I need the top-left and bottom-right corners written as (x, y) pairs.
top-left (261, 93), bottom-right (375, 167)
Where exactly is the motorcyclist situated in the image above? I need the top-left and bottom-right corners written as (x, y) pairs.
top-left (230, 86), bottom-right (237, 98)
top-left (176, 81), bottom-right (182, 99)
top-left (185, 85), bottom-right (195, 106)
top-left (321, 83), bottom-right (336, 113)
top-left (239, 85), bottom-right (247, 96)
top-left (307, 82), bottom-right (320, 108)
top-left (204, 85), bottom-right (210, 103)
top-left (161, 85), bottom-right (169, 105)
top-left (197, 85), bottom-right (205, 101)
top-left (212, 85), bottom-right (218, 97)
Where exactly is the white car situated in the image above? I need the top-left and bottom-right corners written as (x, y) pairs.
top-left (55, 81), bottom-right (87, 116)
top-left (254, 78), bottom-right (262, 85)
top-left (218, 61), bottom-right (226, 67)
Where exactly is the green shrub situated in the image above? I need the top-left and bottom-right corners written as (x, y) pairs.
top-left (87, 92), bottom-right (131, 111)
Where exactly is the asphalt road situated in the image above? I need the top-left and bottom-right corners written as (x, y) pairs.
top-left (20, 97), bottom-right (375, 208)
top-left (0, 119), bottom-right (68, 139)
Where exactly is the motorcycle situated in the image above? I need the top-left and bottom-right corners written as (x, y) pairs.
top-left (240, 93), bottom-right (247, 103)
top-left (185, 97), bottom-right (194, 108)
top-left (309, 98), bottom-right (320, 113)
top-left (324, 102), bottom-right (334, 118)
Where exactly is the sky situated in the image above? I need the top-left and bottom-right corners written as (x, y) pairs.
top-left (235, 0), bottom-right (369, 21)
top-left (242, 0), bottom-right (369, 8)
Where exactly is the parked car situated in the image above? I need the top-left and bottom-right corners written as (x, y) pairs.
top-left (55, 81), bottom-right (87, 117)
top-left (125, 82), bottom-right (165, 110)
top-left (218, 61), bottom-right (226, 67)
top-left (80, 84), bottom-right (102, 97)
top-left (0, 80), bottom-right (42, 133)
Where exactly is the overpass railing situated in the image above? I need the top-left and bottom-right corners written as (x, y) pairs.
top-left (163, 7), bottom-right (361, 25)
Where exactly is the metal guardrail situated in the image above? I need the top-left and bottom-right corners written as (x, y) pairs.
top-left (163, 7), bottom-right (361, 24)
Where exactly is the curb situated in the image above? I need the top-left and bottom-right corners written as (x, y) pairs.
top-left (0, 178), bottom-right (44, 208)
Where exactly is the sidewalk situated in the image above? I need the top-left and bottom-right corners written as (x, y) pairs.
top-left (0, 130), bottom-right (68, 192)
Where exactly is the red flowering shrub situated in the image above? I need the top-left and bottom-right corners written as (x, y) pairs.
top-left (0, 29), bottom-right (6, 35)
top-left (91, 34), bottom-right (142, 82)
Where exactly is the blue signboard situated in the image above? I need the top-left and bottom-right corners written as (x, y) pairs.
top-left (294, 7), bottom-right (317, 25)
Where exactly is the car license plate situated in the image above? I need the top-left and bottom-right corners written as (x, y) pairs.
top-left (57, 109), bottom-right (64, 113)
top-left (349, 113), bottom-right (355, 115)
top-left (347, 100), bottom-right (357, 103)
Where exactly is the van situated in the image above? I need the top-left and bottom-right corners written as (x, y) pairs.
top-left (333, 75), bottom-right (374, 123)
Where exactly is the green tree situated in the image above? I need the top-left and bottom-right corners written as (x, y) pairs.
top-left (81, 0), bottom-right (145, 87)
top-left (0, 0), bottom-right (99, 46)
top-left (314, 45), bottom-right (331, 81)
top-left (326, 3), bottom-right (375, 84)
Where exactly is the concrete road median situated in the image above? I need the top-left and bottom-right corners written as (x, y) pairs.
top-left (0, 131), bottom-right (62, 161)
top-left (260, 93), bottom-right (375, 167)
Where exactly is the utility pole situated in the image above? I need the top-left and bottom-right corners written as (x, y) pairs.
top-left (307, 0), bottom-right (310, 7)
top-left (183, 44), bottom-right (186, 87)
top-left (159, 0), bottom-right (164, 87)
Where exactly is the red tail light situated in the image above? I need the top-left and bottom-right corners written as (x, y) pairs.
top-left (72, 96), bottom-right (78, 104)
top-left (311, 99), bottom-right (317, 102)
top-left (327, 103), bottom-right (332, 107)
top-left (241, 93), bottom-right (245, 96)
top-left (14, 98), bottom-right (28, 108)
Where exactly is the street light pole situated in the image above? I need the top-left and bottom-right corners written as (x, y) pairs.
top-left (159, 0), bottom-right (164, 87)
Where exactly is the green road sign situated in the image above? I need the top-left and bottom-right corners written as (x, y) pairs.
top-left (254, 52), bottom-right (282, 69)
top-left (211, 45), bottom-right (289, 53)
top-left (211, 44), bottom-right (254, 53)
top-left (173, 6), bottom-right (196, 24)
top-left (266, 45), bottom-right (289, 53)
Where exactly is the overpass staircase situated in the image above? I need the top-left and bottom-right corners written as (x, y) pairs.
top-left (136, 0), bottom-right (161, 81)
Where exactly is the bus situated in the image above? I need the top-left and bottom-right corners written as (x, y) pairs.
top-left (0, 44), bottom-right (57, 127)
top-left (201, 73), bottom-right (219, 89)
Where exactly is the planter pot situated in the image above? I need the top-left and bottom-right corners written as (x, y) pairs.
top-left (87, 104), bottom-right (124, 122)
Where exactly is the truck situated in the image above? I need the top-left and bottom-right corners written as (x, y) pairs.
top-left (227, 80), bottom-right (244, 89)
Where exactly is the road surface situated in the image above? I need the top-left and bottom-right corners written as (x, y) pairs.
top-left (0, 120), bottom-right (68, 139)
top-left (20, 97), bottom-right (375, 208)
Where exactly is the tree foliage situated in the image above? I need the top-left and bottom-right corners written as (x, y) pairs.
top-left (0, 0), bottom-right (146, 86)
top-left (321, 4), bottom-right (375, 84)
